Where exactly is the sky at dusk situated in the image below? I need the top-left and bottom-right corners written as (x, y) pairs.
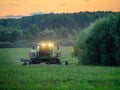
top-left (0, 0), bottom-right (120, 17)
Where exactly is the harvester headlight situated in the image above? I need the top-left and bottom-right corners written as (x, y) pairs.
top-left (41, 43), bottom-right (46, 47)
top-left (48, 43), bottom-right (54, 47)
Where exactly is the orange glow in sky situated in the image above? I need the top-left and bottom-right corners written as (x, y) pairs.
top-left (0, 0), bottom-right (120, 16)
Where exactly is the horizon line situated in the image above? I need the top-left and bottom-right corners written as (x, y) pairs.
top-left (0, 11), bottom-right (120, 19)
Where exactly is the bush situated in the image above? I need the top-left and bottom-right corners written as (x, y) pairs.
top-left (0, 42), bottom-right (15, 48)
top-left (75, 13), bottom-right (120, 66)
top-left (13, 40), bottom-right (35, 47)
top-left (56, 39), bottom-right (75, 46)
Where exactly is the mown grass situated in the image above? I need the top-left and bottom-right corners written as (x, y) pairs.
top-left (0, 47), bottom-right (120, 90)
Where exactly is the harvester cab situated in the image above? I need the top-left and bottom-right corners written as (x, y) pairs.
top-left (37, 42), bottom-right (54, 57)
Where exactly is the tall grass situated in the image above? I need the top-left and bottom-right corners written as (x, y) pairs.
top-left (0, 47), bottom-right (120, 90)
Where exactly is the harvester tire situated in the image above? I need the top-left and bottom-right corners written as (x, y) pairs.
top-left (56, 58), bottom-right (61, 65)
top-left (46, 61), bottom-right (50, 64)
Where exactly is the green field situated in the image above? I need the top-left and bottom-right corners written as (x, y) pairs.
top-left (0, 47), bottom-right (120, 90)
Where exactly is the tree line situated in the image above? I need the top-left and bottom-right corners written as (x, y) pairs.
top-left (74, 13), bottom-right (120, 66)
top-left (0, 11), bottom-right (115, 47)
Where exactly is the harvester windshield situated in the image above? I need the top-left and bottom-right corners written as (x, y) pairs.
top-left (37, 42), bottom-right (54, 57)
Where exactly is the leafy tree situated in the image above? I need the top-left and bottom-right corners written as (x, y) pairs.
top-left (38, 29), bottom-right (56, 41)
top-left (3, 31), bottom-right (13, 42)
top-left (75, 13), bottom-right (120, 66)
top-left (0, 42), bottom-right (15, 48)
top-left (55, 27), bottom-right (68, 39)
top-left (12, 29), bottom-right (23, 41)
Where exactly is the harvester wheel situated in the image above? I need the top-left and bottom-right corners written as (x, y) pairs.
top-left (56, 58), bottom-right (61, 65)
top-left (45, 61), bottom-right (50, 64)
